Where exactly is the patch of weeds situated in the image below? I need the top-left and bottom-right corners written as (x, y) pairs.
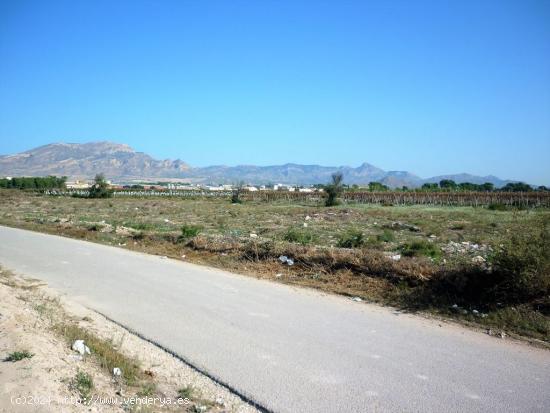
top-left (337, 229), bottom-right (365, 248)
top-left (450, 224), bottom-right (465, 230)
top-left (73, 371), bottom-right (93, 400)
top-left (55, 323), bottom-right (142, 385)
top-left (4, 350), bottom-right (34, 362)
top-left (488, 203), bottom-right (508, 211)
top-left (283, 228), bottom-right (316, 245)
top-left (179, 224), bottom-right (202, 241)
top-left (483, 306), bottom-right (549, 341)
top-left (376, 229), bottom-right (395, 243)
top-left (177, 386), bottom-right (194, 400)
top-left (401, 240), bottom-right (441, 260)
top-left (137, 382), bottom-right (157, 397)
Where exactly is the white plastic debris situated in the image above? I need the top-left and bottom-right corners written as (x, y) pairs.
top-left (286, 258), bottom-right (294, 266)
top-left (351, 297), bottom-right (362, 302)
top-left (163, 218), bottom-right (170, 223)
top-left (303, 223), bottom-right (308, 227)
top-left (391, 254), bottom-right (401, 261)
top-left (279, 255), bottom-right (288, 263)
top-left (250, 233), bottom-right (258, 238)
top-left (72, 340), bottom-right (91, 355)
top-left (113, 367), bottom-right (122, 376)
top-left (305, 215), bottom-right (311, 220)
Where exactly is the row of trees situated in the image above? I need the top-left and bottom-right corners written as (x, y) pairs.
top-left (0, 176), bottom-right (67, 189)
top-left (343, 180), bottom-right (547, 193)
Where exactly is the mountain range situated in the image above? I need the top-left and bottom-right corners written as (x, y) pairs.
top-left (0, 141), bottom-right (515, 188)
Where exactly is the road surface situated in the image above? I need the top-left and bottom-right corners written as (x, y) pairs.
top-left (0, 226), bottom-right (548, 412)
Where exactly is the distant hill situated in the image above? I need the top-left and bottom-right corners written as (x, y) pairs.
top-left (0, 141), bottom-right (517, 188)
top-left (0, 142), bottom-right (189, 179)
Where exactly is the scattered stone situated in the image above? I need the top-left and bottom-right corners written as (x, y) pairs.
top-left (115, 226), bottom-right (139, 237)
top-left (429, 234), bottom-right (437, 239)
top-left (305, 215), bottom-right (311, 220)
top-left (215, 396), bottom-right (225, 406)
top-left (390, 254), bottom-right (401, 261)
top-left (68, 354), bottom-right (83, 361)
top-left (461, 309), bottom-right (468, 315)
top-left (472, 255), bottom-right (486, 264)
top-left (71, 340), bottom-right (90, 355)
top-left (472, 309), bottom-right (479, 316)
top-left (388, 221), bottom-right (421, 232)
top-left (351, 297), bottom-right (362, 302)
top-left (286, 258), bottom-right (294, 266)
top-left (113, 367), bottom-right (122, 376)
top-left (499, 332), bottom-right (507, 339)
top-left (250, 233), bottom-right (258, 238)
top-left (163, 218), bottom-right (170, 223)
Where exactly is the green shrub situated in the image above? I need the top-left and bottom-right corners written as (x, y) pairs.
top-left (180, 224), bottom-right (201, 240)
top-left (376, 229), bottom-right (395, 243)
top-left (401, 240), bottom-right (441, 259)
top-left (177, 386), bottom-right (194, 400)
top-left (284, 228), bottom-right (315, 245)
top-left (4, 350), bottom-right (33, 362)
top-left (488, 203), bottom-right (508, 211)
top-left (337, 230), bottom-right (365, 248)
top-left (74, 371), bottom-right (93, 400)
top-left (490, 220), bottom-right (550, 302)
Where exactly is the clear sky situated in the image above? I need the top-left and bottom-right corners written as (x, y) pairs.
top-left (1, 0), bottom-right (549, 184)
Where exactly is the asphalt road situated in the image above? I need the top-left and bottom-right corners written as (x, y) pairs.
top-left (0, 226), bottom-right (549, 412)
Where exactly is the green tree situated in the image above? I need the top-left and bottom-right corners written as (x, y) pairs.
top-left (439, 179), bottom-right (457, 190)
top-left (88, 173), bottom-right (113, 198)
top-left (501, 182), bottom-right (532, 192)
top-left (325, 172), bottom-right (344, 207)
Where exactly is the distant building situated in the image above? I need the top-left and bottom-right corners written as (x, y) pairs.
top-left (66, 180), bottom-right (90, 189)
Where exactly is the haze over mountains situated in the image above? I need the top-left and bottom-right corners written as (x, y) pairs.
top-left (0, 142), bottom-right (514, 188)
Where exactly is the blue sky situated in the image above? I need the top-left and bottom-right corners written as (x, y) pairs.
top-left (0, 0), bottom-right (549, 184)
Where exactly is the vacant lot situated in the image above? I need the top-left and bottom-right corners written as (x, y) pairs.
top-left (1, 189), bottom-right (549, 343)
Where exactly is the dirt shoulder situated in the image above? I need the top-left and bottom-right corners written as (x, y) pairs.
top-left (0, 267), bottom-right (259, 413)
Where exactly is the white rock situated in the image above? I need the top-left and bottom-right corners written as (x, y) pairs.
top-left (472, 256), bottom-right (486, 264)
top-left (113, 367), bottom-right (122, 376)
top-left (305, 215), bottom-right (311, 220)
top-left (286, 258), bottom-right (294, 266)
top-left (351, 297), bottom-right (362, 302)
top-left (275, 273), bottom-right (283, 278)
top-left (303, 223), bottom-right (308, 227)
top-left (278, 255), bottom-right (288, 263)
top-left (163, 218), bottom-right (170, 223)
top-left (72, 340), bottom-right (91, 355)
top-left (391, 254), bottom-right (401, 261)
top-left (250, 233), bottom-right (258, 238)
